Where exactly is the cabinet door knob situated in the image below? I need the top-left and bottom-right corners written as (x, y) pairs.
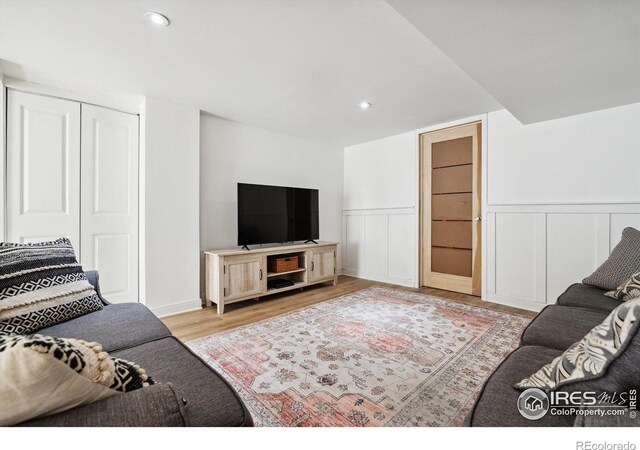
top-left (311, 261), bottom-right (315, 271)
top-left (473, 215), bottom-right (482, 222)
top-left (259, 269), bottom-right (263, 280)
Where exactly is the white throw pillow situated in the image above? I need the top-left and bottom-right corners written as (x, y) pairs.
top-left (0, 334), bottom-right (153, 426)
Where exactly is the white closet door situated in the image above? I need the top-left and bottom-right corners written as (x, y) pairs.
top-left (7, 91), bottom-right (81, 252)
top-left (81, 104), bottom-right (139, 303)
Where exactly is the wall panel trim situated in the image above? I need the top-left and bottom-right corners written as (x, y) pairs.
top-left (486, 205), bottom-right (640, 310)
top-left (342, 207), bottom-right (417, 287)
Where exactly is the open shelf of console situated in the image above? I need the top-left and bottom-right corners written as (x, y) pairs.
top-left (266, 280), bottom-right (307, 295)
top-left (266, 267), bottom-right (306, 277)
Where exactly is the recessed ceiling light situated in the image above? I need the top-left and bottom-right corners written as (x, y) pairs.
top-left (360, 101), bottom-right (372, 110)
top-left (145, 11), bottom-right (170, 27)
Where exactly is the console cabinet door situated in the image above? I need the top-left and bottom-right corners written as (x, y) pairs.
top-left (308, 247), bottom-right (336, 282)
top-left (223, 255), bottom-right (266, 300)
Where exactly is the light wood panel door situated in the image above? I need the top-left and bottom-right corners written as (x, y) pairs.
top-left (420, 123), bottom-right (481, 295)
top-left (6, 91), bottom-right (81, 251)
top-left (223, 255), bottom-right (266, 300)
top-left (308, 247), bottom-right (336, 282)
top-left (80, 104), bottom-right (139, 303)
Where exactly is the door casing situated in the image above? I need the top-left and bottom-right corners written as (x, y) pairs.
top-left (419, 121), bottom-right (482, 296)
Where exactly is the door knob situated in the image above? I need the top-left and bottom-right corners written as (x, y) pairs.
top-left (473, 216), bottom-right (482, 222)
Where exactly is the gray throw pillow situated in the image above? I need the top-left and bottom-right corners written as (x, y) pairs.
top-left (583, 227), bottom-right (640, 290)
top-left (515, 297), bottom-right (640, 391)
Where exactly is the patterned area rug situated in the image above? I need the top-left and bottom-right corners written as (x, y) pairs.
top-left (189, 287), bottom-right (530, 426)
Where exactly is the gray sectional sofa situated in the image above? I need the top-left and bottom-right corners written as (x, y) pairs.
top-left (466, 282), bottom-right (638, 427)
top-left (19, 271), bottom-right (253, 427)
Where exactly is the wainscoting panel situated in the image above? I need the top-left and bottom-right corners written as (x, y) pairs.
top-left (485, 205), bottom-right (640, 310)
top-left (365, 214), bottom-right (389, 276)
top-left (388, 214), bottom-right (416, 281)
top-left (610, 214), bottom-right (640, 250)
top-left (546, 213), bottom-right (609, 302)
top-left (344, 214), bottom-right (365, 273)
top-left (342, 208), bottom-right (416, 287)
top-left (493, 213), bottom-right (539, 304)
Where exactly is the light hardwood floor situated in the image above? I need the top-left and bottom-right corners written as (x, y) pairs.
top-left (162, 275), bottom-right (536, 342)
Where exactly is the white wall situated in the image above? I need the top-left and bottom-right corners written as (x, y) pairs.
top-left (487, 105), bottom-right (640, 205)
top-left (343, 103), bottom-right (640, 309)
top-left (200, 115), bottom-right (344, 296)
top-left (484, 105), bottom-right (640, 310)
top-left (142, 97), bottom-right (201, 316)
top-left (342, 132), bottom-right (417, 286)
top-left (343, 132), bottom-right (416, 210)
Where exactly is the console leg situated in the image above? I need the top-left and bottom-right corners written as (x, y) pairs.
top-left (217, 300), bottom-right (225, 315)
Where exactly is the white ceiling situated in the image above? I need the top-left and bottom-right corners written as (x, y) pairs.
top-left (1, 1), bottom-right (638, 146)
top-left (388, 0), bottom-right (640, 124)
top-left (0, 0), bottom-right (499, 146)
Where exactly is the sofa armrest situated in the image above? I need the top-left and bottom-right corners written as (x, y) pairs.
top-left (84, 270), bottom-right (110, 305)
top-left (18, 383), bottom-right (188, 427)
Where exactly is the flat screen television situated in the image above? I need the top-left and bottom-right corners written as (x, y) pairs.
top-left (237, 183), bottom-right (319, 246)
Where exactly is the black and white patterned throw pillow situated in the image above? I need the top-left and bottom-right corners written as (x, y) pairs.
top-left (0, 238), bottom-right (103, 335)
top-left (0, 334), bottom-right (154, 425)
top-left (605, 270), bottom-right (640, 301)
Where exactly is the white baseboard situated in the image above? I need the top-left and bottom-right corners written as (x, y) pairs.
top-left (483, 293), bottom-right (548, 312)
top-left (341, 269), bottom-right (416, 288)
top-left (150, 298), bottom-right (202, 318)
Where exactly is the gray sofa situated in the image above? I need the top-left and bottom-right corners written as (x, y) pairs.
top-left (18, 271), bottom-right (253, 427)
top-left (466, 282), bottom-right (638, 427)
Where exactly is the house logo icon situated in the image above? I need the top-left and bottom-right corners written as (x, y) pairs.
top-left (517, 388), bottom-right (550, 420)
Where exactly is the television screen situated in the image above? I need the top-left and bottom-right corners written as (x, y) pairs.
top-left (238, 183), bottom-right (319, 246)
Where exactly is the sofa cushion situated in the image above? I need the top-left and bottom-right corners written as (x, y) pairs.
top-left (556, 283), bottom-right (621, 313)
top-left (583, 227), bottom-right (640, 290)
top-left (516, 298), bottom-right (640, 392)
top-left (521, 305), bottom-right (609, 351)
top-left (466, 346), bottom-right (574, 427)
top-left (19, 383), bottom-right (188, 427)
top-left (573, 403), bottom-right (640, 427)
top-left (112, 337), bottom-right (252, 427)
top-left (38, 303), bottom-right (171, 352)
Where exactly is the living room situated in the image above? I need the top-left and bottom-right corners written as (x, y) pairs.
top-left (1, 0), bottom-right (639, 446)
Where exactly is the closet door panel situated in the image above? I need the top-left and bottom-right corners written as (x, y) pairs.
top-left (81, 105), bottom-right (138, 303)
top-left (6, 91), bottom-right (81, 252)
